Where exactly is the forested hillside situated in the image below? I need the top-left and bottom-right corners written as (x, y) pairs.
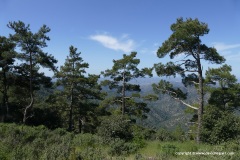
top-left (1, 18), bottom-right (240, 159)
top-left (129, 78), bottom-right (196, 130)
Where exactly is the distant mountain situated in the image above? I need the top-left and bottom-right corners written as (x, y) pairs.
top-left (137, 77), bottom-right (197, 131)
top-left (100, 77), bottom-right (198, 130)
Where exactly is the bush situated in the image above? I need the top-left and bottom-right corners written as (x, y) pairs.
top-left (0, 123), bottom-right (73, 159)
top-left (72, 133), bottom-right (102, 148)
top-left (0, 142), bottom-right (9, 160)
top-left (161, 144), bottom-right (179, 156)
top-left (172, 125), bottom-right (185, 142)
top-left (201, 106), bottom-right (240, 144)
top-left (76, 147), bottom-right (106, 160)
top-left (131, 125), bottom-right (156, 140)
top-left (108, 138), bottom-right (140, 156)
top-left (156, 128), bottom-right (174, 141)
top-left (97, 115), bottom-right (132, 143)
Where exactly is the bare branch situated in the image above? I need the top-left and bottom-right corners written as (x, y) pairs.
top-left (189, 81), bottom-right (199, 85)
top-left (172, 96), bottom-right (198, 110)
top-left (114, 99), bottom-right (122, 103)
top-left (178, 69), bottom-right (198, 74)
top-left (154, 86), bottom-right (198, 110)
top-left (124, 96), bottom-right (133, 99)
top-left (183, 69), bottom-right (198, 73)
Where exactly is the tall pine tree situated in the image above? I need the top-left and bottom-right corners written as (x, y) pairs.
top-left (8, 21), bottom-right (57, 123)
top-left (101, 52), bottom-right (152, 119)
top-left (153, 18), bottom-right (225, 143)
top-left (201, 65), bottom-right (240, 144)
top-left (55, 46), bottom-right (103, 132)
top-left (0, 36), bottom-right (16, 122)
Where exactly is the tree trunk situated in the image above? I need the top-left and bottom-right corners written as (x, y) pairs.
top-left (1, 68), bottom-right (9, 122)
top-left (23, 52), bottom-right (34, 124)
top-left (196, 56), bottom-right (204, 144)
top-left (78, 117), bottom-right (86, 133)
top-left (122, 70), bottom-right (126, 115)
top-left (68, 84), bottom-right (74, 132)
top-left (23, 94), bottom-right (33, 124)
top-left (78, 118), bottom-right (82, 133)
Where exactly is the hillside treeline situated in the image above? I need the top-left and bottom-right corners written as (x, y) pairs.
top-left (1, 18), bottom-right (240, 158)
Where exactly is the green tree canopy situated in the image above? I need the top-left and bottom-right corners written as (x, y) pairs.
top-left (8, 21), bottom-right (57, 123)
top-left (205, 64), bottom-right (240, 110)
top-left (0, 36), bottom-right (16, 122)
top-left (55, 46), bottom-right (103, 132)
top-left (101, 52), bottom-right (153, 119)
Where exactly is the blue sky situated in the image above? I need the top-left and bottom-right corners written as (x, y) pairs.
top-left (1, 0), bottom-right (240, 78)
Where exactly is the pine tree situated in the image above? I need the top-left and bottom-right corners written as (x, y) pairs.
top-left (101, 52), bottom-right (152, 119)
top-left (0, 36), bottom-right (16, 122)
top-left (8, 21), bottom-right (57, 123)
top-left (205, 64), bottom-right (240, 111)
top-left (201, 65), bottom-right (240, 144)
top-left (153, 18), bottom-right (225, 143)
top-left (55, 46), bottom-right (103, 132)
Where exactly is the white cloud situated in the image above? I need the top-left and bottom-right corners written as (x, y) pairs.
top-left (89, 34), bottom-right (135, 53)
top-left (153, 42), bottom-right (159, 47)
top-left (212, 42), bottom-right (240, 52)
top-left (212, 42), bottom-right (240, 62)
top-left (121, 34), bottom-right (129, 39)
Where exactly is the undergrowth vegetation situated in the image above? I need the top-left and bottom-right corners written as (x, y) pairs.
top-left (0, 123), bottom-right (239, 160)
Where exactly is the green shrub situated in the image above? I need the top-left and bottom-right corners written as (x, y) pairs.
top-left (72, 133), bottom-right (102, 148)
top-left (201, 106), bottom-right (240, 144)
top-left (172, 125), bottom-right (185, 142)
top-left (156, 128), bottom-right (174, 141)
top-left (0, 142), bottom-right (9, 160)
top-left (97, 115), bottom-right (132, 143)
top-left (161, 144), bottom-right (179, 156)
top-left (76, 147), bottom-right (106, 160)
top-left (0, 123), bottom-right (74, 159)
top-left (108, 138), bottom-right (140, 156)
top-left (135, 153), bottom-right (144, 160)
top-left (131, 125), bottom-right (156, 140)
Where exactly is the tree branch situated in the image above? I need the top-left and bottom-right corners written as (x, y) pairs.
top-left (155, 86), bottom-right (198, 110)
top-left (172, 96), bottom-right (198, 110)
top-left (189, 81), bottom-right (199, 85)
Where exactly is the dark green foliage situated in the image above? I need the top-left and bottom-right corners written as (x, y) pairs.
top-left (154, 62), bottom-right (184, 77)
top-left (201, 65), bottom-right (240, 144)
top-left (172, 125), bottom-right (186, 142)
top-left (156, 128), bottom-right (174, 141)
top-left (0, 36), bottom-right (16, 122)
top-left (152, 80), bottom-right (187, 100)
top-left (0, 141), bottom-right (9, 160)
top-left (0, 123), bottom-right (73, 160)
top-left (7, 21), bottom-right (57, 123)
top-left (75, 147), bottom-right (106, 160)
top-left (101, 52), bottom-right (153, 118)
top-left (154, 17), bottom-right (225, 143)
top-left (201, 105), bottom-right (240, 144)
top-left (55, 45), bottom-right (103, 133)
top-left (108, 138), bottom-right (140, 156)
top-left (72, 133), bottom-right (106, 159)
top-left (27, 107), bottom-right (62, 129)
top-left (156, 17), bottom-right (225, 63)
top-left (131, 125), bottom-right (156, 141)
top-left (97, 115), bottom-right (132, 142)
top-left (1, 19), bottom-right (240, 158)
top-left (205, 64), bottom-right (240, 110)
top-left (8, 21), bottom-right (57, 70)
top-left (0, 123), bottom-right (108, 159)
top-left (161, 144), bottom-right (179, 156)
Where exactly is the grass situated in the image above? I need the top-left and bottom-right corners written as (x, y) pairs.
top-left (123, 140), bottom-right (240, 160)
top-left (0, 123), bottom-right (239, 160)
